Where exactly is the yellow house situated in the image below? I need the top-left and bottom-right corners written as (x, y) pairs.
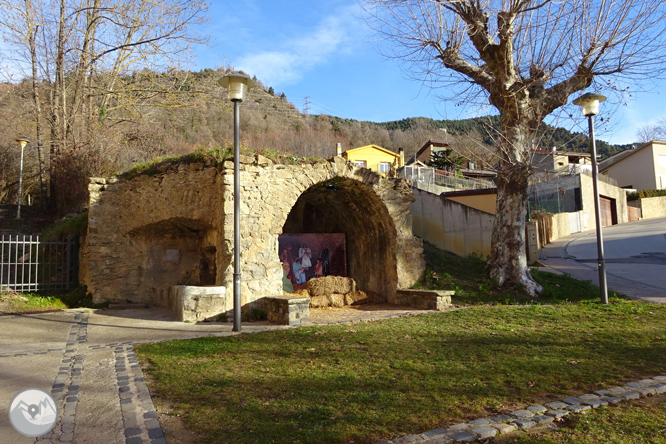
top-left (341, 144), bottom-right (404, 176)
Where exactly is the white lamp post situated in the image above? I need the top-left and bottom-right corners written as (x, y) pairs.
top-left (218, 73), bottom-right (255, 332)
top-left (572, 92), bottom-right (608, 304)
top-left (15, 138), bottom-right (29, 219)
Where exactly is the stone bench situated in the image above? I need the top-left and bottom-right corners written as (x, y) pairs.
top-left (169, 285), bottom-right (227, 322)
top-left (264, 295), bottom-right (311, 326)
top-left (395, 289), bottom-right (453, 310)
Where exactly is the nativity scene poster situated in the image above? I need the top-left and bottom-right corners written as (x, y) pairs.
top-left (278, 233), bottom-right (346, 292)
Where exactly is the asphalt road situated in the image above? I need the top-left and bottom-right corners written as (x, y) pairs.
top-left (539, 216), bottom-right (666, 304)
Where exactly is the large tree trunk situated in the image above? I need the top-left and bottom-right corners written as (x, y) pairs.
top-left (486, 120), bottom-right (542, 296)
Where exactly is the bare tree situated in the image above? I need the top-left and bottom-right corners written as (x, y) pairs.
top-left (636, 118), bottom-right (666, 142)
top-left (0, 0), bottom-right (209, 211)
top-left (362, 0), bottom-right (666, 294)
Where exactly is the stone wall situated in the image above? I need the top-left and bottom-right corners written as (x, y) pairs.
top-left (84, 156), bottom-right (425, 310)
top-left (628, 196), bottom-right (666, 219)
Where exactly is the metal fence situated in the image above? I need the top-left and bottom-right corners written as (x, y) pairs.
top-left (0, 234), bottom-right (78, 293)
top-left (400, 166), bottom-right (495, 192)
top-left (529, 187), bottom-right (582, 214)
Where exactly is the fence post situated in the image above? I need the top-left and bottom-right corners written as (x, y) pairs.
top-left (72, 234), bottom-right (79, 289)
top-left (66, 236), bottom-right (72, 291)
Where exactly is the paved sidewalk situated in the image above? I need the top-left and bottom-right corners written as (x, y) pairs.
top-left (0, 308), bottom-right (287, 444)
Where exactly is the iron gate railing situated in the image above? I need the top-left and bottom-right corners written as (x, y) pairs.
top-left (0, 234), bottom-right (78, 293)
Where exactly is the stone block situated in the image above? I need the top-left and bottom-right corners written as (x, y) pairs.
top-left (491, 423), bottom-right (517, 434)
top-left (423, 429), bottom-right (448, 439)
top-left (446, 423), bottom-right (469, 433)
top-left (510, 410), bottom-right (534, 418)
top-left (471, 427), bottom-right (496, 439)
top-left (169, 285), bottom-right (227, 322)
top-left (582, 399), bottom-right (607, 408)
top-left (526, 405), bottom-right (547, 414)
top-left (511, 419), bottom-right (537, 429)
top-left (532, 415), bottom-right (554, 424)
top-left (488, 414), bottom-right (512, 423)
top-left (652, 384), bottom-right (666, 394)
top-left (265, 295), bottom-right (310, 326)
top-left (468, 418), bottom-right (490, 427)
top-left (448, 431), bottom-right (476, 442)
top-left (599, 397), bottom-right (623, 406)
top-left (395, 289), bottom-right (453, 310)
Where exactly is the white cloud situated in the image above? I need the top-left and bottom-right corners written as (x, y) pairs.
top-left (236, 6), bottom-right (364, 86)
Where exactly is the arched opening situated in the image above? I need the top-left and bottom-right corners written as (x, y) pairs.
top-left (126, 217), bottom-right (218, 304)
top-left (282, 178), bottom-right (398, 299)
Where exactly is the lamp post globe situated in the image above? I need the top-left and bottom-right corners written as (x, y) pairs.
top-left (15, 138), bottom-right (29, 219)
top-left (572, 92), bottom-right (608, 304)
top-left (218, 73), bottom-right (255, 102)
top-left (573, 92), bottom-right (607, 117)
top-left (218, 73), bottom-right (255, 332)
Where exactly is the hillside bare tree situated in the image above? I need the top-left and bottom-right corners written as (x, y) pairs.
top-left (362, 0), bottom-right (666, 294)
top-left (0, 0), bottom-right (209, 211)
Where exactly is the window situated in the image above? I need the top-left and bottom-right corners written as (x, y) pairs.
top-left (354, 160), bottom-right (367, 168)
top-left (379, 162), bottom-right (391, 173)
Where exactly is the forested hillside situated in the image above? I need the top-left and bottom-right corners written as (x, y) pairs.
top-left (0, 68), bottom-right (629, 216)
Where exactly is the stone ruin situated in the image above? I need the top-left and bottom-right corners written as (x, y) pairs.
top-left (81, 155), bottom-right (425, 321)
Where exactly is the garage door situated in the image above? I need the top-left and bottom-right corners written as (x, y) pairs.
top-left (599, 197), bottom-right (613, 227)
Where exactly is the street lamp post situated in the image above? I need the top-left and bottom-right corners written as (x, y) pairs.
top-left (218, 73), bottom-right (255, 332)
top-left (573, 92), bottom-right (608, 304)
top-left (15, 138), bottom-right (29, 219)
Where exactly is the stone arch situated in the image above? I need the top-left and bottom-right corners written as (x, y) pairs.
top-left (85, 157), bottom-right (424, 310)
top-left (281, 177), bottom-right (398, 299)
top-left (125, 217), bottom-right (219, 305)
top-left (242, 156), bottom-right (425, 303)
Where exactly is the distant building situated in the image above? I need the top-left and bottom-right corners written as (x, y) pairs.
top-left (407, 140), bottom-right (450, 165)
top-left (599, 141), bottom-right (666, 190)
top-left (341, 144), bottom-right (404, 176)
top-left (531, 148), bottom-right (592, 173)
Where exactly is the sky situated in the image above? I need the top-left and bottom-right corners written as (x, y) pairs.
top-left (195, 1), bottom-right (666, 146)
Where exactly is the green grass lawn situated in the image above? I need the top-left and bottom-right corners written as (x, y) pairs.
top-left (0, 292), bottom-right (67, 312)
top-left (0, 286), bottom-right (100, 313)
top-left (136, 245), bottom-right (666, 444)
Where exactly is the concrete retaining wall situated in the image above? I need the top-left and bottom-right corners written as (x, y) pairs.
top-left (411, 188), bottom-right (494, 258)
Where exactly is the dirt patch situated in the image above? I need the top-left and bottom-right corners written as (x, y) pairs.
top-left (140, 362), bottom-right (201, 444)
top-left (155, 407), bottom-right (202, 444)
top-left (308, 303), bottom-right (442, 325)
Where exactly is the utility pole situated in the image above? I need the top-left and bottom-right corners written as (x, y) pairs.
top-left (304, 95), bottom-right (310, 124)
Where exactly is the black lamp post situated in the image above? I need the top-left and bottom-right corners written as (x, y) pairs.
top-left (218, 73), bottom-right (255, 332)
top-left (572, 92), bottom-right (608, 304)
top-left (15, 138), bottom-right (29, 219)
